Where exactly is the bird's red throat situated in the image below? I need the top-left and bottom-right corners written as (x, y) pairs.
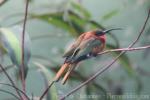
top-left (99, 35), bottom-right (106, 43)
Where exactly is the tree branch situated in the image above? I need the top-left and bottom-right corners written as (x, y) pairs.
top-left (60, 9), bottom-right (150, 100)
top-left (98, 45), bottom-right (150, 55)
top-left (21, 0), bottom-right (29, 93)
top-left (0, 82), bottom-right (30, 100)
top-left (0, 89), bottom-right (20, 100)
top-left (39, 81), bottom-right (55, 100)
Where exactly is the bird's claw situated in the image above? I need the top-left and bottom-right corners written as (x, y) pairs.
top-left (65, 58), bottom-right (76, 63)
top-left (65, 53), bottom-right (97, 63)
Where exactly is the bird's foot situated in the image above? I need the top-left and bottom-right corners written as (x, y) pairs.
top-left (65, 58), bottom-right (75, 63)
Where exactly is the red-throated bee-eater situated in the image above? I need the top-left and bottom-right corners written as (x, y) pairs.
top-left (54, 28), bottom-right (121, 84)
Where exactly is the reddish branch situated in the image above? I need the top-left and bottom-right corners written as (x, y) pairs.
top-left (60, 9), bottom-right (150, 100)
top-left (98, 45), bottom-right (150, 55)
top-left (0, 82), bottom-right (29, 99)
top-left (39, 81), bottom-right (55, 100)
top-left (21, 0), bottom-right (29, 94)
top-left (20, 0), bottom-right (30, 100)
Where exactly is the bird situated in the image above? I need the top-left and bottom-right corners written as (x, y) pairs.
top-left (53, 28), bottom-right (121, 84)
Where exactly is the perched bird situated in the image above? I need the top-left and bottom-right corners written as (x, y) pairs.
top-left (54, 28), bottom-right (121, 84)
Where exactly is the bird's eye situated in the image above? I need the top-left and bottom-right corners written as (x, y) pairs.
top-left (95, 31), bottom-right (103, 36)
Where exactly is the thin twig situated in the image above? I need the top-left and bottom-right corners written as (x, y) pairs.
top-left (0, 64), bottom-right (23, 99)
top-left (60, 9), bottom-right (150, 100)
top-left (0, 82), bottom-right (30, 100)
top-left (0, 64), bottom-right (14, 73)
top-left (0, 89), bottom-right (20, 100)
top-left (98, 45), bottom-right (150, 55)
top-left (21, 0), bottom-right (29, 94)
top-left (39, 81), bottom-right (55, 100)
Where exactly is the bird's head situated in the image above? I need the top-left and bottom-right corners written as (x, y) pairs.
top-left (94, 28), bottom-right (122, 43)
top-left (95, 28), bottom-right (122, 36)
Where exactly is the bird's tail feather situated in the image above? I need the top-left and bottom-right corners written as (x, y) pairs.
top-left (61, 63), bottom-right (77, 85)
top-left (53, 63), bottom-right (70, 82)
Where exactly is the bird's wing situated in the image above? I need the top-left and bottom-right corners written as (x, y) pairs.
top-left (63, 33), bottom-right (85, 58)
top-left (73, 37), bottom-right (102, 62)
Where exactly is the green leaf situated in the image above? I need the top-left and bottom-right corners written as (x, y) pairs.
top-left (69, 12), bottom-right (87, 26)
top-left (34, 62), bottom-right (58, 100)
top-left (102, 9), bottom-right (119, 21)
top-left (0, 42), bottom-right (7, 55)
top-left (31, 13), bottom-right (77, 33)
top-left (31, 11), bottom-right (86, 36)
top-left (106, 44), bottom-right (135, 76)
top-left (88, 20), bottom-right (104, 29)
top-left (71, 1), bottom-right (91, 19)
top-left (67, 11), bottom-right (86, 34)
top-left (30, 10), bottom-right (120, 44)
top-left (0, 26), bottom-right (31, 78)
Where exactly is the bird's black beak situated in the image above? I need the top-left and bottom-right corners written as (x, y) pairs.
top-left (102, 28), bottom-right (122, 34)
top-left (95, 28), bottom-right (122, 36)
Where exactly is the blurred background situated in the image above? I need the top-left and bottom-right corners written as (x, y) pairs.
top-left (0, 0), bottom-right (150, 100)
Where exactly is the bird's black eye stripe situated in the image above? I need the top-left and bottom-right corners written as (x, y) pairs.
top-left (95, 31), bottom-right (103, 36)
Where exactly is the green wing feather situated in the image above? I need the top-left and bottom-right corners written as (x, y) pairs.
top-left (74, 38), bottom-right (101, 60)
top-left (63, 33), bottom-right (85, 57)
top-left (63, 46), bottom-right (76, 58)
